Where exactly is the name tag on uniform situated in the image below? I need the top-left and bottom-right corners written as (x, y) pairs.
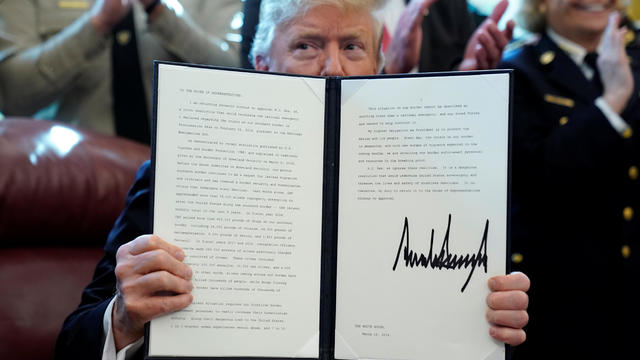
top-left (544, 94), bottom-right (574, 108)
top-left (58, 1), bottom-right (90, 9)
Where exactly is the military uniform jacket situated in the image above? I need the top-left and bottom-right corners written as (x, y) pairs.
top-left (0, 0), bottom-right (240, 135)
top-left (499, 33), bottom-right (640, 359)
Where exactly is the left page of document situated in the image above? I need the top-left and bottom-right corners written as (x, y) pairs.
top-left (150, 63), bottom-right (326, 358)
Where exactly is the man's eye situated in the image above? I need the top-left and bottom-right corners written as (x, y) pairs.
top-left (345, 43), bottom-right (362, 51)
top-left (291, 41), bottom-right (318, 59)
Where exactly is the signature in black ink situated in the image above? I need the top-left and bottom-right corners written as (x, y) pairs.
top-left (392, 215), bottom-right (489, 293)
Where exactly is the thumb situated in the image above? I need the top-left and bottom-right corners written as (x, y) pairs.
top-left (420, 0), bottom-right (440, 11)
top-left (503, 19), bottom-right (515, 42)
top-left (412, 0), bottom-right (439, 26)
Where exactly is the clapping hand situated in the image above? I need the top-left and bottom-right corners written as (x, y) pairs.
top-left (459, 0), bottom-right (515, 71)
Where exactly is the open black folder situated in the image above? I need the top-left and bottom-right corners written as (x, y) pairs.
top-left (146, 61), bottom-right (512, 360)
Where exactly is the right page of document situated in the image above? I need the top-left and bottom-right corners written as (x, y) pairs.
top-left (335, 72), bottom-right (510, 360)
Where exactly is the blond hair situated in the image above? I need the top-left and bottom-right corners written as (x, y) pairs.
top-left (517, 0), bottom-right (629, 34)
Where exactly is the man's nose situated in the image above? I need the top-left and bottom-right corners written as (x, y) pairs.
top-left (320, 46), bottom-right (346, 76)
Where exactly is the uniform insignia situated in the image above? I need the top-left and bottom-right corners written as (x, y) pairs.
top-left (511, 253), bottom-right (523, 264)
top-left (559, 116), bottom-right (569, 126)
top-left (544, 94), bottom-right (574, 108)
top-left (58, 1), bottom-right (89, 9)
top-left (622, 245), bottom-right (631, 259)
top-left (539, 51), bottom-right (555, 65)
top-left (116, 30), bottom-right (131, 46)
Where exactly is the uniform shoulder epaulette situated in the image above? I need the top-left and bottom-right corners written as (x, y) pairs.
top-left (504, 33), bottom-right (539, 53)
top-left (623, 16), bottom-right (640, 48)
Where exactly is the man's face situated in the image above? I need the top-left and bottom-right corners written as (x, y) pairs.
top-left (255, 4), bottom-right (379, 76)
top-left (545, 0), bottom-right (617, 40)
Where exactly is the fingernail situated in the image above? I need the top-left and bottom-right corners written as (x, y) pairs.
top-left (488, 278), bottom-right (496, 289)
top-left (186, 267), bottom-right (193, 279)
top-left (489, 327), bottom-right (497, 336)
top-left (176, 250), bottom-right (185, 260)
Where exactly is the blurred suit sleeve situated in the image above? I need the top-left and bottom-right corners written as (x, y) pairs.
top-left (0, 0), bottom-right (108, 115)
top-left (147, 0), bottom-right (241, 68)
top-left (0, 0), bottom-right (240, 121)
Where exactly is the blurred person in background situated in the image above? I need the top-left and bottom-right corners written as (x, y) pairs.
top-left (381, 0), bottom-right (516, 73)
top-left (0, 0), bottom-right (242, 144)
top-left (499, 1), bottom-right (640, 358)
top-left (241, 0), bottom-right (516, 74)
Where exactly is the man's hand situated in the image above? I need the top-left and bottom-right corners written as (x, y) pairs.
top-left (137, 0), bottom-right (165, 21)
top-left (91, 0), bottom-right (133, 34)
top-left (600, 12), bottom-right (634, 114)
top-left (486, 272), bottom-right (530, 346)
top-left (459, 0), bottom-right (514, 71)
top-left (112, 235), bottom-right (193, 351)
top-left (384, 0), bottom-right (439, 74)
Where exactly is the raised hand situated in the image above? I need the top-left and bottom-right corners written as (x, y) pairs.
top-left (384, 0), bottom-right (439, 74)
top-left (600, 12), bottom-right (634, 114)
top-left (90, 0), bottom-right (133, 34)
top-left (459, 0), bottom-right (515, 71)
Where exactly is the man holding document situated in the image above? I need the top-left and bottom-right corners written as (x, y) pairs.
top-left (56, 0), bottom-right (529, 359)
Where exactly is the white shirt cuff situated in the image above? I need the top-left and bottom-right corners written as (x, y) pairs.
top-left (595, 97), bottom-right (631, 135)
top-left (102, 297), bottom-right (144, 360)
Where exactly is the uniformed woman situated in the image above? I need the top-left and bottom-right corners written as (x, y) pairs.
top-left (500, 1), bottom-right (640, 358)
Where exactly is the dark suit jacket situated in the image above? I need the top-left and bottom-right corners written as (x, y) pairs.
top-left (500, 33), bottom-right (640, 359)
top-left (55, 162), bottom-right (152, 359)
top-left (417, 0), bottom-right (476, 71)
